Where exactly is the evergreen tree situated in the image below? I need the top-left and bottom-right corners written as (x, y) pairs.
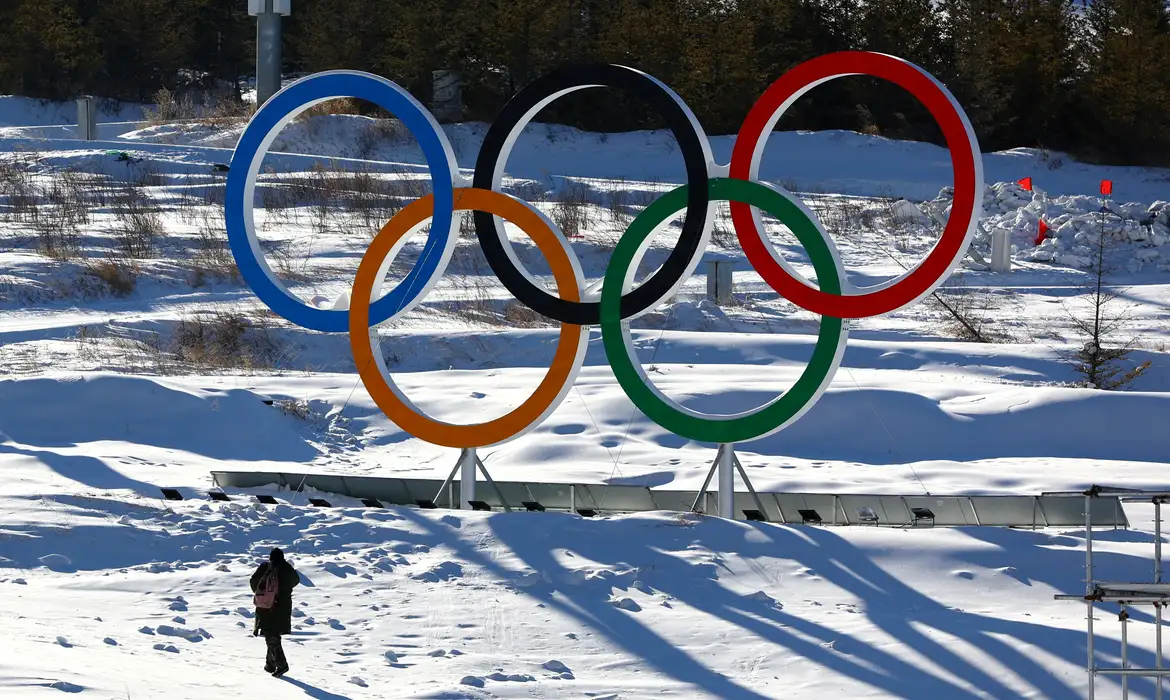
top-left (1079, 0), bottom-right (1170, 164)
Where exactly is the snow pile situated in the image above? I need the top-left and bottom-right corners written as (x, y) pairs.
top-left (929, 181), bottom-right (1170, 273)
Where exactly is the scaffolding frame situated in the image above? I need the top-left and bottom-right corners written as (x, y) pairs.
top-left (1055, 486), bottom-right (1170, 700)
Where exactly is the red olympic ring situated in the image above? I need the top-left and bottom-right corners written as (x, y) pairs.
top-left (730, 51), bottom-right (982, 319)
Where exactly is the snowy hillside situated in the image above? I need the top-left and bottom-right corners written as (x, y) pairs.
top-left (2, 96), bottom-right (1169, 699)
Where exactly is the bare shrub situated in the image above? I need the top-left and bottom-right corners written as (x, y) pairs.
top-left (195, 93), bottom-right (251, 128)
top-left (605, 180), bottom-right (632, 227)
top-left (85, 256), bottom-right (139, 297)
top-left (0, 155), bottom-right (40, 221)
top-left (274, 398), bottom-right (312, 419)
top-left (355, 118), bottom-right (410, 159)
top-left (929, 274), bottom-right (1010, 343)
top-left (143, 88), bottom-right (193, 125)
top-left (191, 212), bottom-right (240, 285)
top-left (297, 97), bottom-right (366, 120)
top-left (550, 180), bottom-right (592, 239)
top-left (170, 311), bottom-right (282, 372)
top-left (111, 186), bottom-right (165, 258)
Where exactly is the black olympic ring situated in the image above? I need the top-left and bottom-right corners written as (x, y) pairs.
top-left (473, 63), bottom-right (714, 326)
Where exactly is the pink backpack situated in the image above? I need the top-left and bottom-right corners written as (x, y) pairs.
top-left (254, 565), bottom-right (279, 609)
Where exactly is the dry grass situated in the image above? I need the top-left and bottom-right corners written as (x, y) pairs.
top-left (164, 310), bottom-right (286, 373)
top-left (190, 211), bottom-right (240, 285)
top-left (85, 257), bottom-right (139, 297)
top-left (111, 185), bottom-right (166, 258)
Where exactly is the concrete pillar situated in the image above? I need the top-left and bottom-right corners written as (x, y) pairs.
top-left (991, 228), bottom-right (1011, 273)
top-left (706, 260), bottom-right (733, 305)
top-left (76, 97), bottom-right (97, 140)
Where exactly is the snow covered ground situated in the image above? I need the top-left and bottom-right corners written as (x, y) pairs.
top-left (2, 95), bottom-right (1169, 698)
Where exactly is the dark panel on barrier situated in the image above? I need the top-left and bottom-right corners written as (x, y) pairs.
top-left (775, 494), bottom-right (839, 525)
top-left (902, 496), bottom-right (972, 526)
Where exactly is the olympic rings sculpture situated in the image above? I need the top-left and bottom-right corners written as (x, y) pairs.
top-left (225, 51), bottom-right (984, 451)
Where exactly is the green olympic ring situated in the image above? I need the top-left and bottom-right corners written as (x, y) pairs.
top-left (600, 178), bottom-right (848, 444)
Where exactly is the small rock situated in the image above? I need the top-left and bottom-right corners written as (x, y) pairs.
top-left (138, 626), bottom-right (155, 635)
top-left (103, 637), bottom-right (118, 646)
top-left (460, 676), bottom-right (485, 688)
top-left (56, 636), bottom-right (72, 648)
top-left (383, 650), bottom-right (399, 663)
top-left (427, 649), bottom-right (447, 657)
top-left (543, 660), bottom-right (570, 673)
top-left (348, 677), bottom-right (368, 687)
top-left (611, 597), bottom-right (641, 612)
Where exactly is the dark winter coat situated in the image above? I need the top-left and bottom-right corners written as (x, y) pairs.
top-left (250, 559), bottom-right (300, 636)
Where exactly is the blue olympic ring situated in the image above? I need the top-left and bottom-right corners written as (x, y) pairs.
top-left (225, 71), bottom-right (459, 333)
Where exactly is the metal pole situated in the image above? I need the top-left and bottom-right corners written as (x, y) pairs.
top-left (475, 455), bottom-right (512, 512)
top-left (1158, 500), bottom-right (1164, 700)
top-left (690, 455), bottom-right (719, 514)
top-left (1087, 492), bottom-right (1096, 700)
top-left (1121, 605), bottom-right (1130, 699)
top-left (718, 444), bottom-right (734, 519)
top-left (459, 448), bottom-right (476, 510)
top-left (570, 485), bottom-right (575, 514)
top-left (255, 0), bottom-right (284, 107)
top-left (732, 455), bottom-right (768, 520)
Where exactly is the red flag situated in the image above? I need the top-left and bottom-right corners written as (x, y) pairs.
top-left (1018, 177), bottom-right (1033, 191)
top-left (1100, 180), bottom-right (1113, 196)
top-left (1034, 219), bottom-right (1049, 247)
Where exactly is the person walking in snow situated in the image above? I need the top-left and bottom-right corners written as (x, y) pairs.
top-left (250, 547), bottom-right (300, 677)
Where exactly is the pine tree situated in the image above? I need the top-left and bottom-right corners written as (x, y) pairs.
top-left (1079, 0), bottom-right (1170, 164)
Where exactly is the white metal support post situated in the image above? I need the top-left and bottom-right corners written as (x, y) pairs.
top-left (460, 448), bottom-right (477, 510)
top-left (431, 448), bottom-right (512, 512)
top-left (1158, 499), bottom-right (1165, 700)
top-left (689, 444), bottom-right (768, 520)
top-left (1086, 492), bottom-right (1096, 700)
top-left (718, 443), bottom-right (734, 519)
